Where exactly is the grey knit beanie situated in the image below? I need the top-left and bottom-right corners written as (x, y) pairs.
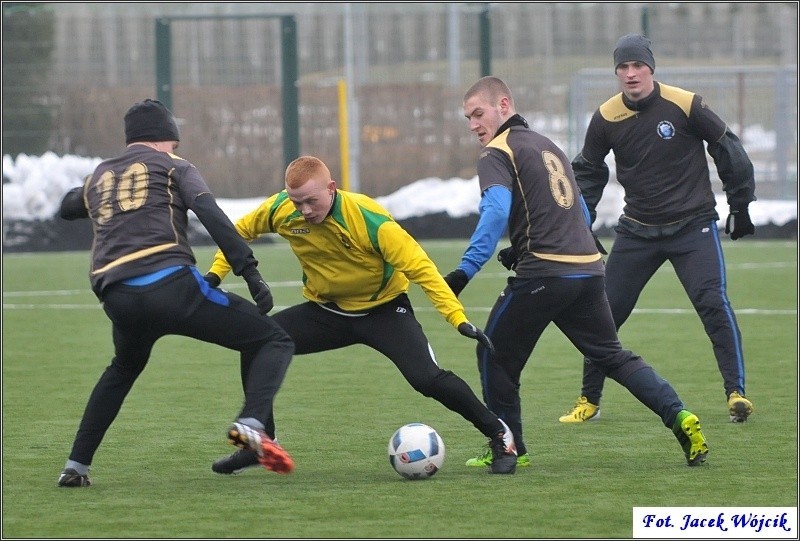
top-left (613, 34), bottom-right (655, 72)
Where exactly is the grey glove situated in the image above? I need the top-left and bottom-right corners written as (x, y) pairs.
top-left (457, 322), bottom-right (495, 356)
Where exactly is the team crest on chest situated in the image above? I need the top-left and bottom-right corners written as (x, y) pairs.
top-left (657, 120), bottom-right (675, 139)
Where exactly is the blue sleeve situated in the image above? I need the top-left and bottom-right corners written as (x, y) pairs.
top-left (457, 185), bottom-right (511, 278)
top-left (578, 193), bottom-right (591, 227)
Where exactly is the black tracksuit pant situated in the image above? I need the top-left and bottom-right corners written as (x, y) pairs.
top-left (580, 218), bottom-right (747, 405)
top-left (262, 294), bottom-right (503, 441)
top-left (67, 266), bottom-right (294, 466)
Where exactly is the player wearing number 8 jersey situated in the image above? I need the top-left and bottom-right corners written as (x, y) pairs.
top-left (55, 99), bottom-right (295, 487)
top-left (442, 76), bottom-right (709, 468)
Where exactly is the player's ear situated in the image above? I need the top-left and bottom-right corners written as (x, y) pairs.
top-left (499, 96), bottom-right (512, 114)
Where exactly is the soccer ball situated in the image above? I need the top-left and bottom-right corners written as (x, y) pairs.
top-left (387, 423), bottom-right (445, 480)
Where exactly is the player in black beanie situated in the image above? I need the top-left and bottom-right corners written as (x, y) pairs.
top-left (124, 99), bottom-right (180, 144)
top-left (55, 98), bottom-right (296, 487)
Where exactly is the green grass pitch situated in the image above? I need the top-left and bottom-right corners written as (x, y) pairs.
top-left (2, 239), bottom-right (797, 538)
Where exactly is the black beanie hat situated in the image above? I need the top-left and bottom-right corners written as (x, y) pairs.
top-left (613, 33), bottom-right (655, 72)
top-left (124, 99), bottom-right (180, 144)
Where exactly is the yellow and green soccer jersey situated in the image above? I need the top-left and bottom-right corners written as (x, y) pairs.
top-left (208, 189), bottom-right (468, 329)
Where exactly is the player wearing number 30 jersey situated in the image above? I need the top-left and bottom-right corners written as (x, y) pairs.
top-left (55, 99), bottom-right (295, 487)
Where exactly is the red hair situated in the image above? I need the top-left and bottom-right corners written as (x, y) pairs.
top-left (285, 156), bottom-right (331, 189)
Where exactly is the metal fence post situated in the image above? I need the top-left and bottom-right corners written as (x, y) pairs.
top-left (281, 15), bottom-right (300, 168)
top-left (155, 19), bottom-right (172, 111)
top-left (480, 4), bottom-right (491, 76)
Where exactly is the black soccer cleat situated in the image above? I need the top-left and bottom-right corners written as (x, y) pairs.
top-left (57, 468), bottom-right (92, 487)
top-left (488, 419), bottom-right (517, 474)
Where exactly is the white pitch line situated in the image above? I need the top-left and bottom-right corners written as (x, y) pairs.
top-left (4, 262), bottom-right (795, 299)
top-left (3, 261), bottom-right (795, 314)
top-left (2, 289), bottom-right (87, 297)
top-left (1, 280), bottom-right (304, 297)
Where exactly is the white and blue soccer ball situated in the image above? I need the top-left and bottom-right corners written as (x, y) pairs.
top-left (388, 423), bottom-right (445, 480)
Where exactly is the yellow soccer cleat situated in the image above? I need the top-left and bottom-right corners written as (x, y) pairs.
top-left (672, 410), bottom-right (709, 466)
top-left (558, 396), bottom-right (600, 423)
top-left (465, 446), bottom-right (531, 467)
top-left (727, 391), bottom-right (754, 423)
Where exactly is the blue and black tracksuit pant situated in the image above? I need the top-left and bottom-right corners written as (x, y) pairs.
top-left (479, 274), bottom-right (687, 457)
top-left (579, 217), bottom-right (747, 406)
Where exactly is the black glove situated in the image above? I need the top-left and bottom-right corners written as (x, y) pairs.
top-left (204, 272), bottom-right (221, 288)
top-left (593, 234), bottom-right (608, 255)
top-left (245, 274), bottom-right (274, 315)
top-left (457, 322), bottom-right (495, 356)
top-left (443, 269), bottom-right (469, 297)
top-left (725, 206), bottom-right (755, 240)
top-left (497, 245), bottom-right (518, 271)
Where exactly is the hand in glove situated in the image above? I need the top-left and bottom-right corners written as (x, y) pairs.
top-left (725, 206), bottom-right (755, 240)
top-left (204, 272), bottom-right (221, 288)
top-left (245, 274), bottom-right (274, 315)
top-left (497, 245), bottom-right (518, 271)
top-left (457, 322), bottom-right (496, 356)
top-left (443, 269), bottom-right (469, 297)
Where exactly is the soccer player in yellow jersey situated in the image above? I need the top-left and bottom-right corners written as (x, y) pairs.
top-left (206, 155), bottom-right (518, 475)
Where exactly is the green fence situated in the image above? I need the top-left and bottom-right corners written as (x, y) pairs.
top-left (3, 3), bottom-right (797, 199)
